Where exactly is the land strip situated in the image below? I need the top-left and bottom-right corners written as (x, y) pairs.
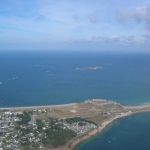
top-left (0, 99), bottom-right (150, 150)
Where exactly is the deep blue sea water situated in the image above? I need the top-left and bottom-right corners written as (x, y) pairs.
top-left (0, 50), bottom-right (150, 150)
top-left (0, 51), bottom-right (150, 107)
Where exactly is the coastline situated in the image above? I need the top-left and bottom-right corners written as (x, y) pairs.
top-left (72, 110), bottom-right (150, 150)
top-left (1, 101), bottom-right (150, 111)
top-left (0, 103), bottom-right (77, 110)
top-left (74, 108), bottom-right (150, 150)
top-left (1, 100), bottom-right (150, 150)
top-left (71, 111), bottom-right (132, 150)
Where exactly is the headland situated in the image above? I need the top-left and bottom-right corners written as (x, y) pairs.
top-left (0, 99), bottom-right (150, 150)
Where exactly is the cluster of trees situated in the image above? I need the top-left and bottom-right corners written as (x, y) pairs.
top-left (36, 119), bottom-right (45, 131)
top-left (21, 128), bottom-right (32, 135)
top-left (35, 118), bottom-right (76, 148)
top-left (65, 117), bottom-right (96, 125)
top-left (17, 111), bottom-right (31, 125)
top-left (49, 118), bottom-right (57, 125)
top-left (78, 122), bottom-right (87, 126)
top-left (43, 128), bottom-right (76, 148)
top-left (21, 142), bottom-right (38, 150)
top-left (0, 132), bottom-right (3, 136)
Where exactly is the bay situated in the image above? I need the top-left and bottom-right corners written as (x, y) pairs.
top-left (75, 112), bottom-right (150, 150)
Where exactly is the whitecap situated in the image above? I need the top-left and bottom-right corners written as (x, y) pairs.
top-left (0, 82), bottom-right (2, 84)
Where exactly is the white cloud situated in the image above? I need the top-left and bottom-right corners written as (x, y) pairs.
top-left (116, 3), bottom-right (150, 31)
top-left (116, 8), bottom-right (130, 24)
top-left (143, 33), bottom-right (150, 42)
top-left (72, 35), bottom-right (136, 45)
top-left (1, 0), bottom-right (150, 51)
top-left (115, 3), bottom-right (150, 47)
top-left (72, 15), bottom-right (80, 22)
top-left (125, 35), bottom-right (135, 43)
top-left (88, 14), bottom-right (98, 23)
top-left (105, 36), bottom-right (123, 43)
top-left (133, 6), bottom-right (148, 22)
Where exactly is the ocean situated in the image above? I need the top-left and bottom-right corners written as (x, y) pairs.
top-left (0, 50), bottom-right (150, 149)
top-left (0, 50), bottom-right (150, 107)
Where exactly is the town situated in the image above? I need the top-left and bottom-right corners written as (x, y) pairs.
top-left (0, 109), bottom-right (96, 150)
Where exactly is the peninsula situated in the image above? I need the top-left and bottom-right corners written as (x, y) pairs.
top-left (0, 99), bottom-right (150, 150)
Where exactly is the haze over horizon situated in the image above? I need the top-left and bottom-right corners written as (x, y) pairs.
top-left (0, 0), bottom-right (150, 52)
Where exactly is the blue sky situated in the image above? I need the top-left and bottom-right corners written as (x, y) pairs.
top-left (0, 0), bottom-right (150, 51)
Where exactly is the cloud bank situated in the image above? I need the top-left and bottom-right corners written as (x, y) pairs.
top-left (0, 0), bottom-right (150, 51)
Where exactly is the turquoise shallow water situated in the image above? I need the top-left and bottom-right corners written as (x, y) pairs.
top-left (75, 112), bottom-right (150, 150)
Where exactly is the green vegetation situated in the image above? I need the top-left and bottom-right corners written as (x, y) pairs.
top-left (65, 117), bottom-right (96, 125)
top-left (49, 118), bottom-right (58, 126)
top-left (78, 122), bottom-right (86, 126)
top-left (36, 119), bottom-right (44, 131)
top-left (16, 125), bottom-right (32, 135)
top-left (43, 128), bottom-right (76, 148)
top-left (21, 145), bottom-right (38, 150)
top-left (0, 132), bottom-right (3, 136)
top-left (17, 111), bottom-right (31, 125)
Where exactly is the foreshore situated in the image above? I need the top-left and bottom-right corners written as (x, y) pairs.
top-left (0, 103), bottom-right (77, 110)
top-left (0, 101), bottom-right (150, 111)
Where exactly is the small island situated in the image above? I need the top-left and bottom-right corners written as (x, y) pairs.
top-left (75, 66), bottom-right (102, 70)
top-left (0, 99), bottom-right (150, 150)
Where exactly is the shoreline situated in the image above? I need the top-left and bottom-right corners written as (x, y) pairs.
top-left (72, 109), bottom-right (150, 150)
top-left (1, 101), bottom-right (150, 110)
top-left (1, 100), bottom-right (150, 150)
top-left (71, 111), bottom-right (132, 150)
top-left (0, 103), bottom-right (77, 110)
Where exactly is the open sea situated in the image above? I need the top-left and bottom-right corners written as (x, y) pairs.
top-left (0, 50), bottom-right (150, 150)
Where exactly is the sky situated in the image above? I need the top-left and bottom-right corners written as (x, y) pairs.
top-left (0, 0), bottom-right (150, 52)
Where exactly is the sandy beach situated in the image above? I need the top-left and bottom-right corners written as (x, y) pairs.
top-left (0, 103), bottom-right (77, 110)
